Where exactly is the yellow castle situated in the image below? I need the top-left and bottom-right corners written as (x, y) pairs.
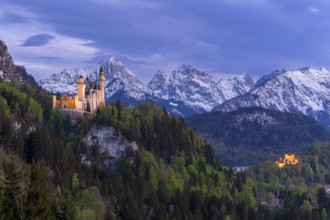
top-left (275, 154), bottom-right (299, 168)
top-left (53, 67), bottom-right (105, 117)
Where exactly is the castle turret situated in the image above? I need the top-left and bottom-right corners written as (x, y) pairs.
top-left (77, 75), bottom-right (86, 101)
top-left (52, 95), bottom-right (57, 109)
top-left (99, 66), bottom-right (105, 105)
top-left (74, 95), bottom-right (79, 110)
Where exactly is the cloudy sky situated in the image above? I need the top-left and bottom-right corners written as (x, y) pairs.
top-left (1, 0), bottom-right (330, 83)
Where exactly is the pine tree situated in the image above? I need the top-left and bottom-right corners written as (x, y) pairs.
top-left (0, 158), bottom-right (22, 220)
top-left (116, 99), bottom-right (122, 120)
top-left (25, 164), bottom-right (54, 219)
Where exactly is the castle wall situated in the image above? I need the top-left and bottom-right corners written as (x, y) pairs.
top-left (68, 100), bottom-right (75, 109)
top-left (61, 108), bottom-right (85, 120)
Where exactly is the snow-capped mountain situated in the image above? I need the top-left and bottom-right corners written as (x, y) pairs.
top-left (213, 67), bottom-right (330, 127)
top-left (101, 57), bottom-right (147, 102)
top-left (39, 57), bottom-right (253, 116)
top-left (39, 57), bottom-right (148, 100)
top-left (39, 67), bottom-right (97, 94)
top-left (147, 64), bottom-right (254, 112)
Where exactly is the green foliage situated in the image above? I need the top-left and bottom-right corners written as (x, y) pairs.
top-left (25, 164), bottom-right (54, 219)
top-left (0, 82), bottom-right (42, 124)
top-left (76, 187), bottom-right (105, 220)
top-left (248, 142), bottom-right (330, 219)
top-left (0, 82), bottom-right (43, 154)
top-left (0, 157), bottom-right (22, 220)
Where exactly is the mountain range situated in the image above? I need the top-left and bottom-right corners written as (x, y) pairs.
top-left (39, 57), bottom-right (254, 116)
top-left (213, 67), bottom-right (330, 128)
top-left (39, 56), bottom-right (330, 128)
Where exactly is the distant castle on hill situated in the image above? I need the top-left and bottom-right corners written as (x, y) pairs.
top-left (275, 154), bottom-right (299, 168)
top-left (53, 67), bottom-right (105, 118)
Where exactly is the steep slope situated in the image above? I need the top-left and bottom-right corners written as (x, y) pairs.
top-left (147, 64), bottom-right (254, 112)
top-left (0, 40), bottom-right (37, 86)
top-left (101, 57), bottom-right (147, 101)
top-left (213, 67), bottom-right (330, 128)
top-left (186, 107), bottom-right (330, 166)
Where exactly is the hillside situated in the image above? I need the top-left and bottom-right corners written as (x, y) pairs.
top-left (186, 107), bottom-right (330, 166)
top-left (246, 142), bottom-right (330, 219)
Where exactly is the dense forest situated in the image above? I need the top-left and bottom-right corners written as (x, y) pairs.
top-left (185, 107), bottom-right (330, 166)
top-left (0, 80), bottom-right (259, 219)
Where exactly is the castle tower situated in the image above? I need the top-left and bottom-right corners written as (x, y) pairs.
top-left (52, 95), bottom-right (57, 109)
top-left (99, 66), bottom-right (105, 105)
top-left (77, 76), bottom-right (86, 102)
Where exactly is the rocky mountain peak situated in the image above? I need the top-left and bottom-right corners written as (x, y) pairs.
top-left (250, 69), bottom-right (286, 91)
top-left (106, 56), bottom-right (135, 78)
top-left (102, 57), bottom-right (146, 100)
top-left (172, 63), bottom-right (208, 79)
top-left (147, 64), bottom-right (254, 112)
top-left (0, 40), bottom-right (36, 86)
top-left (298, 66), bottom-right (312, 73)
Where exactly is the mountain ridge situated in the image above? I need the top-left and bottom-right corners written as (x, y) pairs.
top-left (213, 67), bottom-right (330, 128)
top-left (39, 57), bottom-right (253, 116)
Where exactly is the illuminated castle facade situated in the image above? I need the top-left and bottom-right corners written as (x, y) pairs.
top-left (275, 154), bottom-right (299, 168)
top-left (53, 67), bottom-right (105, 115)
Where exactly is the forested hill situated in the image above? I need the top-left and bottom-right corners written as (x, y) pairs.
top-left (185, 107), bottom-right (330, 166)
top-left (0, 80), bottom-right (258, 219)
top-left (247, 142), bottom-right (330, 219)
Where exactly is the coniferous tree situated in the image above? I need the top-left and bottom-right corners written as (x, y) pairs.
top-left (25, 164), bottom-right (54, 219)
top-left (116, 99), bottom-right (122, 120)
top-left (0, 158), bottom-right (22, 220)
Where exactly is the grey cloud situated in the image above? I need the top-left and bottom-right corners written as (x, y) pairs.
top-left (21, 33), bottom-right (55, 47)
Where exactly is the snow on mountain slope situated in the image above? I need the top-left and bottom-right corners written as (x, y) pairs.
top-left (101, 57), bottom-right (147, 101)
top-left (39, 57), bottom-right (147, 100)
top-left (147, 64), bottom-right (254, 112)
top-left (39, 58), bottom-right (253, 116)
top-left (213, 67), bottom-right (330, 127)
top-left (39, 67), bottom-right (97, 94)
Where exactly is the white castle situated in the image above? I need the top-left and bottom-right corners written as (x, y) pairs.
top-left (53, 67), bottom-right (105, 117)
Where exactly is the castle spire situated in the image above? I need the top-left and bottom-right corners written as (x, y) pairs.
top-left (99, 65), bottom-right (105, 105)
